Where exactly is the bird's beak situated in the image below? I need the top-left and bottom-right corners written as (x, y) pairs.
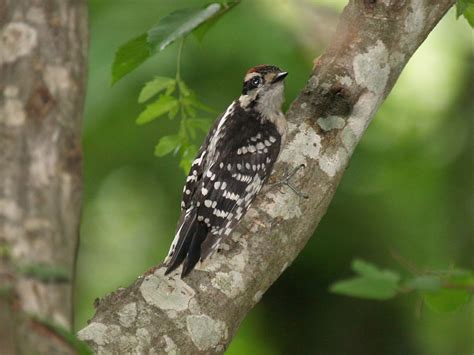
top-left (272, 71), bottom-right (288, 83)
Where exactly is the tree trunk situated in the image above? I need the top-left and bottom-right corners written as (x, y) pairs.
top-left (0, 0), bottom-right (88, 353)
top-left (76, 0), bottom-right (456, 353)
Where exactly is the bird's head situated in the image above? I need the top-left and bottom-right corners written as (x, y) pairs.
top-left (239, 65), bottom-right (288, 116)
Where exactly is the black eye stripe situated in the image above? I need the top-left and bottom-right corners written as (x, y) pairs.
top-left (242, 76), bottom-right (263, 95)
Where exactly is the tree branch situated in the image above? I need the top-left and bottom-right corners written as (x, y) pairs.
top-left (77, 0), bottom-right (455, 353)
top-left (0, 1), bottom-right (88, 353)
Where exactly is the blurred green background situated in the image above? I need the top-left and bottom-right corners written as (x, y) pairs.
top-left (75, 0), bottom-right (473, 353)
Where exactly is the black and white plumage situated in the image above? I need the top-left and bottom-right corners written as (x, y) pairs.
top-left (165, 65), bottom-right (288, 277)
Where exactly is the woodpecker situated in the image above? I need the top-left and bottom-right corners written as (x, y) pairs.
top-left (165, 65), bottom-right (289, 277)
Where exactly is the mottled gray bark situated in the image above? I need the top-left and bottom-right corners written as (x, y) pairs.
top-left (77, 0), bottom-right (455, 354)
top-left (0, 0), bottom-right (88, 353)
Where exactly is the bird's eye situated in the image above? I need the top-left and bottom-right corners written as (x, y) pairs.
top-left (251, 77), bottom-right (261, 87)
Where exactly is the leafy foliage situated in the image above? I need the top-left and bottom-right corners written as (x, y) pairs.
top-left (424, 289), bottom-right (471, 313)
top-left (456, 0), bottom-right (474, 27)
top-left (136, 74), bottom-right (212, 173)
top-left (138, 77), bottom-right (176, 103)
top-left (330, 259), bottom-right (473, 313)
top-left (180, 144), bottom-right (199, 173)
top-left (154, 135), bottom-right (181, 157)
top-left (112, 1), bottom-right (240, 84)
top-left (112, 1), bottom-right (239, 173)
top-left (406, 275), bottom-right (442, 292)
top-left (136, 95), bottom-right (179, 125)
top-left (330, 259), bottom-right (400, 300)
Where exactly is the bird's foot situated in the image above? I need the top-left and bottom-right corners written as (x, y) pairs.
top-left (270, 164), bottom-right (308, 199)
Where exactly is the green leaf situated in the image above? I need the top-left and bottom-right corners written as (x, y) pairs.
top-left (147, 4), bottom-right (220, 52)
top-left (352, 259), bottom-right (400, 283)
top-left (407, 275), bottom-right (442, 292)
top-left (112, 34), bottom-right (150, 85)
top-left (180, 145), bottom-right (198, 173)
top-left (178, 119), bottom-right (188, 139)
top-left (330, 276), bottom-right (399, 300)
top-left (193, 0), bottom-right (241, 42)
top-left (154, 135), bottom-right (181, 157)
top-left (445, 269), bottom-right (474, 288)
top-left (112, 2), bottom-right (239, 84)
top-left (165, 81), bottom-right (176, 96)
top-left (456, 0), bottom-right (468, 17)
top-left (186, 118), bottom-right (211, 132)
top-left (465, 6), bottom-right (474, 26)
top-left (193, 18), bottom-right (219, 43)
top-left (329, 259), bottom-right (400, 300)
top-left (427, 269), bottom-right (474, 289)
top-left (182, 118), bottom-right (211, 140)
top-left (138, 77), bottom-right (175, 103)
top-left (183, 103), bottom-right (197, 118)
top-left (182, 94), bottom-right (216, 113)
top-left (422, 269), bottom-right (474, 312)
top-left (168, 104), bottom-right (179, 119)
top-left (18, 263), bottom-right (70, 283)
top-left (178, 79), bottom-right (192, 97)
top-left (424, 289), bottom-right (471, 313)
top-left (456, 0), bottom-right (474, 26)
top-left (136, 95), bottom-right (179, 125)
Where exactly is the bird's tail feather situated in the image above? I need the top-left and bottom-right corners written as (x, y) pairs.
top-left (165, 210), bottom-right (207, 277)
top-left (181, 223), bottom-right (207, 277)
top-left (165, 211), bottom-right (196, 275)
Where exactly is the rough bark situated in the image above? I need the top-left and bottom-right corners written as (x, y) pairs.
top-left (0, 0), bottom-right (88, 353)
top-left (77, 0), bottom-right (455, 354)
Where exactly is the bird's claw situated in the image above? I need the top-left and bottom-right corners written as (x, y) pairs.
top-left (271, 164), bottom-right (308, 199)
